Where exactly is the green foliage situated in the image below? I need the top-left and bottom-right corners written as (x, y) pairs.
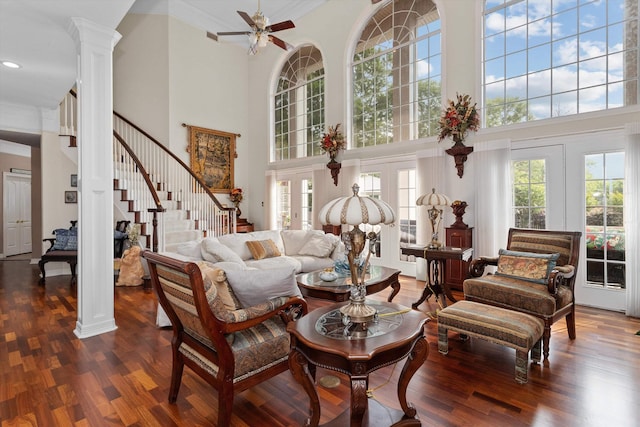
top-left (485, 97), bottom-right (534, 127)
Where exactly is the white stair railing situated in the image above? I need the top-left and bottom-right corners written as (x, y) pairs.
top-left (59, 91), bottom-right (236, 252)
top-left (113, 113), bottom-right (236, 251)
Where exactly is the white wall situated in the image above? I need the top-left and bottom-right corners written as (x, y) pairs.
top-left (115, 0), bottom-right (639, 232)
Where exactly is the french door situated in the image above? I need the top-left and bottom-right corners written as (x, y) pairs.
top-left (565, 135), bottom-right (626, 312)
top-left (360, 159), bottom-right (417, 276)
top-left (275, 172), bottom-right (313, 231)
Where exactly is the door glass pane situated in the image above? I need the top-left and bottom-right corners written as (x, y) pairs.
top-left (359, 172), bottom-right (382, 256)
top-left (584, 152), bottom-right (625, 289)
top-left (397, 169), bottom-right (416, 261)
top-left (512, 159), bottom-right (546, 229)
top-left (276, 180), bottom-right (291, 230)
top-left (301, 179), bottom-right (312, 231)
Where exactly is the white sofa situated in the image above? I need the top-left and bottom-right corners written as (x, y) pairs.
top-left (167, 229), bottom-right (345, 273)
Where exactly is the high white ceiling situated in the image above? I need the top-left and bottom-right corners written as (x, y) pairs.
top-left (0, 0), bottom-right (326, 140)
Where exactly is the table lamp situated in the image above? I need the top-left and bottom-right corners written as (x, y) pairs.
top-left (318, 183), bottom-right (395, 337)
top-left (416, 188), bottom-right (451, 249)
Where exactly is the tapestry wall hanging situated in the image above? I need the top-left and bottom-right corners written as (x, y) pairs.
top-left (185, 125), bottom-right (238, 193)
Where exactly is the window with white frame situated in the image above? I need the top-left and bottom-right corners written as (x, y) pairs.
top-left (512, 159), bottom-right (547, 229)
top-left (274, 45), bottom-right (324, 161)
top-left (483, 0), bottom-right (639, 127)
top-left (352, 0), bottom-right (441, 147)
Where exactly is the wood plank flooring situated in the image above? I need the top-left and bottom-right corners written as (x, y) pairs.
top-left (1, 259), bottom-right (639, 426)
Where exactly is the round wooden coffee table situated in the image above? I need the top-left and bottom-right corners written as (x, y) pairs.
top-left (296, 265), bottom-right (401, 302)
top-left (287, 302), bottom-right (429, 427)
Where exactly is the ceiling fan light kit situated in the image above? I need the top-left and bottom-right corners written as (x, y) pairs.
top-left (215, 0), bottom-right (295, 55)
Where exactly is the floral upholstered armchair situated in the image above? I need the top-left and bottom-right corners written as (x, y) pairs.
top-left (463, 228), bottom-right (582, 361)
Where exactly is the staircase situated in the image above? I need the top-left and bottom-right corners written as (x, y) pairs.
top-left (60, 91), bottom-right (236, 252)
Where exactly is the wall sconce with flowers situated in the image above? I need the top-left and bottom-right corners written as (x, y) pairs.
top-left (437, 93), bottom-right (480, 178)
top-left (320, 123), bottom-right (346, 186)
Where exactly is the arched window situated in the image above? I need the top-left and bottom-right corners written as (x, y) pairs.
top-left (352, 0), bottom-right (441, 147)
top-left (483, 0), bottom-right (639, 126)
top-left (274, 45), bottom-right (325, 161)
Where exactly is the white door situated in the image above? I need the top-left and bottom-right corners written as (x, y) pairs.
top-left (275, 172), bottom-right (313, 231)
top-left (565, 134), bottom-right (626, 312)
top-left (3, 172), bottom-right (32, 256)
top-left (360, 159), bottom-right (417, 276)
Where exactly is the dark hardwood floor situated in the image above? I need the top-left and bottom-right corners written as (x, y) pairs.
top-left (1, 259), bottom-right (639, 426)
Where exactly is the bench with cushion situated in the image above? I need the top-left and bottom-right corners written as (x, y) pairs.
top-left (437, 300), bottom-right (544, 384)
top-left (39, 221), bottom-right (78, 285)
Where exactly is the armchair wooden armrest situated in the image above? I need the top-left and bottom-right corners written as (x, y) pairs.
top-left (546, 265), bottom-right (575, 294)
top-left (222, 296), bottom-right (308, 333)
top-left (469, 256), bottom-right (499, 277)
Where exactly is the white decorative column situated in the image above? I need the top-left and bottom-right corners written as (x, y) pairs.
top-left (68, 18), bottom-right (122, 338)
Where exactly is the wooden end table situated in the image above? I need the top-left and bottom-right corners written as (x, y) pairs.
top-left (401, 245), bottom-right (473, 309)
top-left (287, 302), bottom-right (429, 427)
top-left (296, 265), bottom-right (401, 302)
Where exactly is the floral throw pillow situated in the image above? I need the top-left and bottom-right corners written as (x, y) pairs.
top-left (496, 249), bottom-right (560, 284)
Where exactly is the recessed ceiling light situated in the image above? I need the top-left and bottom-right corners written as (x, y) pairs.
top-left (1, 61), bottom-right (21, 69)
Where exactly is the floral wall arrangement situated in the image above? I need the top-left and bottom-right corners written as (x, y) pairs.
top-left (320, 124), bottom-right (346, 185)
top-left (438, 93), bottom-right (480, 178)
top-left (437, 93), bottom-right (480, 145)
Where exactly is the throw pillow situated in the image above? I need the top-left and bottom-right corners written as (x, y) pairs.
top-left (64, 228), bottom-right (78, 250)
top-left (246, 239), bottom-right (281, 260)
top-left (496, 249), bottom-right (560, 284)
top-left (201, 238), bottom-right (245, 265)
top-left (52, 229), bottom-right (70, 250)
top-left (197, 262), bottom-right (238, 311)
top-left (297, 233), bottom-right (336, 258)
top-left (224, 267), bottom-right (302, 307)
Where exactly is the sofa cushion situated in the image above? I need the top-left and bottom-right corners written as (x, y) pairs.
top-left (201, 237), bottom-right (245, 265)
top-left (244, 255), bottom-right (302, 273)
top-left (225, 267), bottom-right (302, 308)
top-left (291, 255), bottom-right (335, 273)
top-left (280, 230), bottom-right (310, 256)
top-left (297, 233), bottom-right (336, 258)
top-left (496, 249), bottom-right (559, 284)
top-left (246, 239), bottom-right (281, 260)
top-left (176, 240), bottom-right (204, 260)
top-left (463, 274), bottom-right (572, 317)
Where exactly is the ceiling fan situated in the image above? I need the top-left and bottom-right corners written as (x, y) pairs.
top-left (212, 0), bottom-right (296, 55)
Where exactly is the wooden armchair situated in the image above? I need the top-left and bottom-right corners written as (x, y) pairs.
top-left (463, 228), bottom-right (582, 360)
top-left (142, 252), bottom-right (308, 427)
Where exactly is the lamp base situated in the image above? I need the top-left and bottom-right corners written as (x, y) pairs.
top-left (340, 296), bottom-right (378, 338)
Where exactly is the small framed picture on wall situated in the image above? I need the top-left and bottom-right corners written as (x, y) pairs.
top-left (65, 191), bottom-right (77, 204)
top-left (70, 174), bottom-right (77, 187)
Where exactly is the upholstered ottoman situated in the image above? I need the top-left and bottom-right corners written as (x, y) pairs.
top-left (437, 300), bottom-right (544, 384)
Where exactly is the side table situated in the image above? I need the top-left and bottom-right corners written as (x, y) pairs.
top-left (287, 302), bottom-right (429, 427)
top-left (401, 245), bottom-right (473, 309)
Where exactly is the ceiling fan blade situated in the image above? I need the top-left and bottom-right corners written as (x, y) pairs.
top-left (269, 35), bottom-right (293, 51)
top-left (206, 32), bottom-right (218, 41)
top-left (217, 31), bottom-right (252, 36)
top-left (237, 10), bottom-right (256, 28)
top-left (267, 20), bottom-right (295, 33)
